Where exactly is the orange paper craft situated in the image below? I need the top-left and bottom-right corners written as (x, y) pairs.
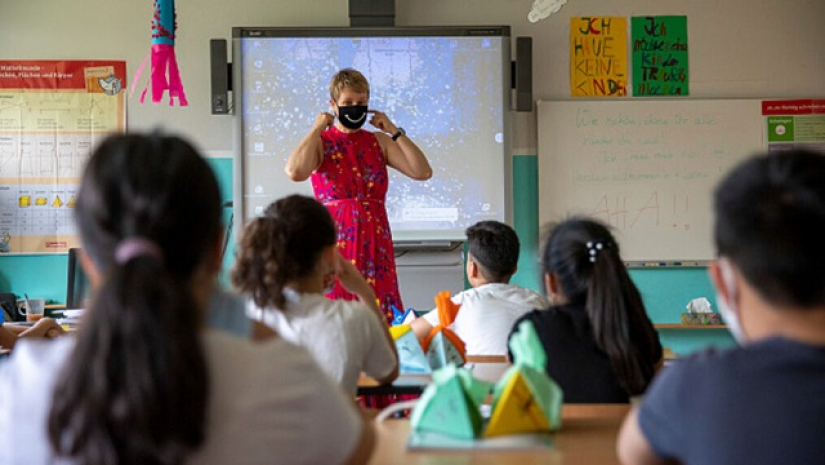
top-left (421, 291), bottom-right (466, 357)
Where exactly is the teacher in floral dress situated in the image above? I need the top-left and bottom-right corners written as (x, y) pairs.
top-left (285, 68), bottom-right (432, 323)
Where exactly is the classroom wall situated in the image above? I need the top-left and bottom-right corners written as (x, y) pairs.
top-left (3, 0), bottom-right (823, 354)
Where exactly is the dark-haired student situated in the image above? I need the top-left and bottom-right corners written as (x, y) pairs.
top-left (618, 149), bottom-right (825, 465)
top-left (509, 217), bottom-right (662, 403)
top-left (411, 220), bottom-right (549, 355)
top-left (0, 134), bottom-right (373, 465)
top-left (233, 194), bottom-right (398, 396)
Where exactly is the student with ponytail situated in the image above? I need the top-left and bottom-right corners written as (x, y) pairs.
top-left (508, 217), bottom-right (662, 403)
top-left (0, 134), bottom-right (373, 465)
top-left (233, 194), bottom-right (398, 395)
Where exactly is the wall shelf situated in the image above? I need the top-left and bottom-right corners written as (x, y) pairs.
top-left (655, 324), bottom-right (728, 329)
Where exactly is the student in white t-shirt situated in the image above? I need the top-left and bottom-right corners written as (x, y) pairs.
top-left (0, 133), bottom-right (373, 465)
top-left (233, 194), bottom-right (399, 395)
top-left (411, 220), bottom-right (549, 355)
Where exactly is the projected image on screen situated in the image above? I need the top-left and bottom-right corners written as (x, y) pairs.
top-left (238, 29), bottom-right (509, 242)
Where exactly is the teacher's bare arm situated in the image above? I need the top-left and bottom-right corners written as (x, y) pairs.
top-left (370, 111), bottom-right (432, 181)
top-left (285, 112), bottom-right (333, 181)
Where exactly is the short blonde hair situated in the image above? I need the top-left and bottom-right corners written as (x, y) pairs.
top-left (329, 68), bottom-right (370, 102)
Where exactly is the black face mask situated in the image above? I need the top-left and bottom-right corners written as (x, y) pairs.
top-left (336, 104), bottom-right (368, 130)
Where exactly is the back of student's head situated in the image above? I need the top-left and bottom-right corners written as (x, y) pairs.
top-left (466, 220), bottom-right (520, 282)
top-left (233, 194), bottom-right (336, 309)
top-left (715, 149), bottom-right (825, 308)
top-left (542, 217), bottom-right (659, 396)
top-left (48, 133), bottom-right (222, 465)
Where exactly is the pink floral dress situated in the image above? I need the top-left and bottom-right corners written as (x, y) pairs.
top-left (311, 126), bottom-right (403, 323)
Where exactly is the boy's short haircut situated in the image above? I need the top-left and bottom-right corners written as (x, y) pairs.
top-left (329, 68), bottom-right (370, 102)
top-left (714, 149), bottom-right (825, 308)
top-left (466, 220), bottom-right (519, 282)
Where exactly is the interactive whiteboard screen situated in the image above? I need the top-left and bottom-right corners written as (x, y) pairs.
top-left (233, 27), bottom-right (511, 243)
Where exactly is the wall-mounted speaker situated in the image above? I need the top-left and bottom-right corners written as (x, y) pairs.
top-left (513, 36), bottom-right (533, 112)
top-left (210, 39), bottom-right (231, 115)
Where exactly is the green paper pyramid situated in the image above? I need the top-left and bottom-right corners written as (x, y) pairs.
top-left (410, 365), bottom-right (491, 439)
top-left (394, 328), bottom-right (432, 374)
top-left (486, 320), bottom-right (563, 436)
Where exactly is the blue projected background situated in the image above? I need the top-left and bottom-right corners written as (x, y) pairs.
top-left (237, 30), bottom-right (510, 242)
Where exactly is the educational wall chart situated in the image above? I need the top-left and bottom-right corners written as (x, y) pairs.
top-left (631, 16), bottom-right (689, 96)
top-left (763, 99), bottom-right (825, 153)
top-left (570, 17), bottom-right (628, 97)
top-left (0, 60), bottom-right (126, 254)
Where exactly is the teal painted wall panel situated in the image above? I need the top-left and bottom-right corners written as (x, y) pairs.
top-left (208, 158), bottom-right (237, 284)
top-left (0, 255), bottom-right (68, 303)
top-left (0, 158), bottom-right (236, 304)
top-left (630, 268), bottom-right (716, 323)
top-left (511, 155), bottom-right (543, 292)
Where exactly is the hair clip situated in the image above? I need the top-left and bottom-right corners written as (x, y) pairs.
top-left (586, 241), bottom-right (604, 263)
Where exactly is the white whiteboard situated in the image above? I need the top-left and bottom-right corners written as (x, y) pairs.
top-left (537, 99), bottom-right (765, 261)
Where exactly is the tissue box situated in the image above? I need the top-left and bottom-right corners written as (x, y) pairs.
top-left (680, 312), bottom-right (722, 325)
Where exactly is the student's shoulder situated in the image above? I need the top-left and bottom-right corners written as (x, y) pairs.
top-left (203, 330), bottom-right (316, 371)
top-left (511, 306), bottom-right (552, 330)
top-left (512, 285), bottom-right (551, 307)
top-left (667, 338), bottom-right (810, 379)
top-left (0, 337), bottom-right (74, 400)
top-left (476, 283), bottom-right (548, 305)
top-left (6, 336), bottom-right (74, 370)
top-left (518, 303), bottom-right (572, 323)
top-left (674, 341), bottom-right (772, 371)
top-left (647, 345), bottom-right (750, 398)
top-left (321, 298), bottom-right (376, 322)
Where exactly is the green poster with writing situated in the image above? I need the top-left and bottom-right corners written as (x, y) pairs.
top-left (632, 16), bottom-right (689, 96)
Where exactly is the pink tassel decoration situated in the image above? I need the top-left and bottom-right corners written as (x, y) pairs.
top-left (130, 0), bottom-right (188, 106)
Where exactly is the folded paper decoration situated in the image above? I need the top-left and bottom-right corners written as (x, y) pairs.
top-left (130, 0), bottom-right (188, 106)
top-left (421, 291), bottom-right (466, 370)
top-left (485, 320), bottom-right (563, 437)
top-left (410, 320), bottom-right (563, 441)
top-left (410, 365), bottom-right (493, 439)
top-left (390, 324), bottom-right (432, 374)
top-left (391, 305), bottom-right (422, 325)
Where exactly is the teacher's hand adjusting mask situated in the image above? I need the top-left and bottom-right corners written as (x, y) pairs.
top-left (336, 104), bottom-right (368, 130)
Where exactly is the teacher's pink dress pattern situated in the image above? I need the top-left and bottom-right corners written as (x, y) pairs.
top-left (312, 126), bottom-right (403, 323)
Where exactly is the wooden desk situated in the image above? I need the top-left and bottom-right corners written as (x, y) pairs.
top-left (357, 361), bottom-right (511, 396)
top-left (466, 361), bottom-right (509, 383)
top-left (465, 355), bottom-right (508, 363)
top-left (357, 373), bottom-right (432, 396)
top-left (368, 405), bottom-right (628, 464)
